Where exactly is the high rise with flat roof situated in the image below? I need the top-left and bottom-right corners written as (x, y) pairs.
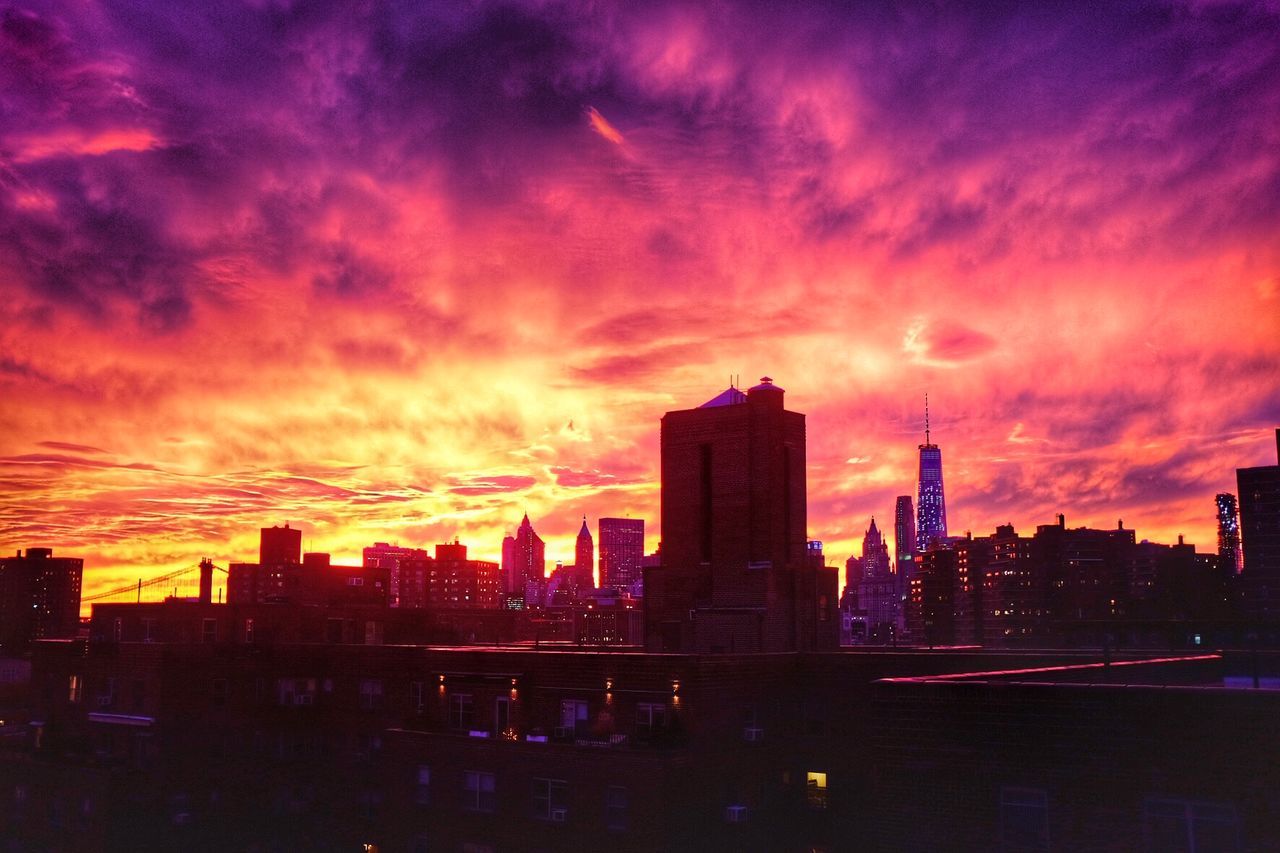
top-left (644, 377), bottom-right (838, 653)
top-left (1238, 429), bottom-right (1280, 616)
top-left (598, 517), bottom-right (644, 594)
top-left (0, 547), bottom-right (82, 652)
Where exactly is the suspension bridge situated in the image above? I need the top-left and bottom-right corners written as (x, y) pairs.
top-left (81, 561), bottom-right (229, 605)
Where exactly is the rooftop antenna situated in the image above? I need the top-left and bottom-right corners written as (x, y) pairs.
top-left (924, 393), bottom-right (931, 445)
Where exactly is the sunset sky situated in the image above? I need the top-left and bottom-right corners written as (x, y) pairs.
top-left (2, 1), bottom-right (1278, 601)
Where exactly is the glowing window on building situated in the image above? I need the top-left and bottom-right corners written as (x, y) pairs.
top-left (806, 772), bottom-right (829, 810)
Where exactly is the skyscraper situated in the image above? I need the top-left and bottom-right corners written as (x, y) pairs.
top-left (598, 517), bottom-right (644, 594)
top-left (644, 377), bottom-right (838, 652)
top-left (857, 518), bottom-right (898, 642)
top-left (506, 514), bottom-right (545, 607)
top-left (0, 548), bottom-right (83, 652)
top-left (1238, 430), bottom-right (1280, 617)
top-left (573, 516), bottom-right (595, 592)
top-left (915, 398), bottom-right (948, 551)
top-left (1216, 493), bottom-right (1243, 576)
top-left (894, 495), bottom-right (916, 571)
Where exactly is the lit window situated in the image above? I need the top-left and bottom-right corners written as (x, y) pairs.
top-left (806, 772), bottom-right (828, 810)
top-left (68, 675), bottom-right (82, 704)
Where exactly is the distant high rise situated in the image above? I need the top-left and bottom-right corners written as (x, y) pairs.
top-left (364, 542), bottom-right (427, 607)
top-left (509, 514), bottom-right (545, 606)
top-left (861, 518), bottom-right (891, 578)
top-left (857, 518), bottom-right (898, 642)
top-left (1238, 429), bottom-right (1280, 616)
top-left (501, 534), bottom-right (517, 594)
top-left (574, 516), bottom-right (595, 590)
top-left (1216, 493), bottom-right (1243, 576)
top-left (645, 377), bottom-right (839, 653)
top-left (915, 398), bottom-right (948, 551)
top-left (260, 524), bottom-right (302, 565)
top-left (598, 518), bottom-right (644, 593)
top-left (0, 548), bottom-right (83, 652)
top-left (894, 496), bottom-right (916, 570)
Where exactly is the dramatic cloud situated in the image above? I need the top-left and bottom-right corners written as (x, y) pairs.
top-left (0, 0), bottom-right (1277, 603)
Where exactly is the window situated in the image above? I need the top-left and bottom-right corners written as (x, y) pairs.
top-left (806, 772), bottom-right (829, 810)
top-left (606, 786), bottom-right (629, 831)
top-left (244, 619), bottom-right (255, 643)
top-left (636, 702), bottom-right (666, 733)
top-left (68, 675), bottom-right (82, 704)
top-left (1144, 797), bottom-right (1239, 853)
top-left (359, 679), bottom-right (384, 710)
top-left (410, 681), bottom-right (426, 711)
top-left (112, 618), bottom-right (122, 642)
top-left (532, 777), bottom-right (568, 821)
top-left (347, 577), bottom-right (365, 587)
top-left (276, 678), bottom-right (317, 707)
top-left (559, 699), bottom-right (589, 738)
top-left (1000, 787), bottom-right (1048, 853)
top-left (202, 618), bottom-right (217, 643)
top-left (142, 618), bottom-right (156, 641)
top-left (463, 771), bottom-right (495, 812)
top-left (211, 678), bottom-right (228, 708)
top-left (414, 765), bottom-right (430, 805)
top-left (449, 694), bottom-right (474, 729)
top-left (364, 621), bottom-right (383, 645)
top-left (494, 697), bottom-right (510, 734)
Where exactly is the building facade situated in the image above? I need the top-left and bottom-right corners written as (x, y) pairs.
top-left (599, 518), bottom-right (645, 594)
top-left (0, 548), bottom-right (83, 653)
top-left (644, 378), bottom-right (838, 653)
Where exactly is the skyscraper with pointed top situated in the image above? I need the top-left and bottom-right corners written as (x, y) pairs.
top-left (504, 513), bottom-right (545, 605)
top-left (916, 396), bottom-right (949, 551)
top-left (574, 515), bottom-right (595, 590)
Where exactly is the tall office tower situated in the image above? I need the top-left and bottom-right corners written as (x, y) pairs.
top-left (1238, 430), bottom-right (1280, 616)
top-left (598, 518), bottom-right (644, 594)
top-left (501, 534), bottom-right (517, 594)
top-left (574, 516), bottom-right (595, 590)
top-left (1216, 493), bottom-right (1244, 576)
top-left (894, 496), bottom-right (916, 571)
top-left (915, 398), bottom-right (949, 551)
top-left (0, 548), bottom-right (83, 652)
top-left (260, 523), bottom-right (302, 565)
top-left (644, 377), bottom-right (839, 653)
top-left (509, 514), bottom-right (546, 606)
top-left (861, 518), bottom-right (891, 578)
top-left (857, 518), bottom-right (898, 642)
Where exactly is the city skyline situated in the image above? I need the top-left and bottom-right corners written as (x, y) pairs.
top-left (2, 2), bottom-right (1279, 600)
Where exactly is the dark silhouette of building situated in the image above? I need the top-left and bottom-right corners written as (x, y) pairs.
top-left (363, 542), bottom-right (428, 607)
top-left (599, 517), bottom-right (644, 594)
top-left (260, 523), bottom-right (302, 565)
top-left (1239, 430), bottom-right (1280, 617)
top-left (857, 519), bottom-right (898, 643)
top-left (644, 377), bottom-right (838, 652)
top-left (0, 548), bottom-right (82, 652)
top-left (915, 397), bottom-right (948, 551)
top-left (505, 514), bottom-right (546, 608)
top-left (574, 516), bottom-right (595, 592)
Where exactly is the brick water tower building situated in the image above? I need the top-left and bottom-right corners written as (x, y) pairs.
top-left (645, 377), bottom-right (838, 653)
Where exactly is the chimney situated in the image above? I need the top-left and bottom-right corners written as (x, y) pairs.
top-left (198, 558), bottom-right (214, 604)
top-left (1057, 513), bottom-right (1065, 529)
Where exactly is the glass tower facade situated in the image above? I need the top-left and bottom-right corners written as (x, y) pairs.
top-left (915, 401), bottom-right (948, 551)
